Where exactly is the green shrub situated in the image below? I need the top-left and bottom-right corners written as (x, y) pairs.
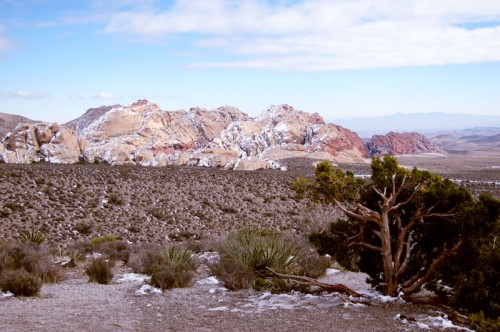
top-left (138, 244), bottom-right (196, 290)
top-left (90, 235), bottom-right (116, 245)
top-left (470, 312), bottom-right (500, 332)
top-left (85, 257), bottom-right (114, 284)
top-left (213, 229), bottom-right (327, 291)
top-left (0, 269), bottom-right (42, 296)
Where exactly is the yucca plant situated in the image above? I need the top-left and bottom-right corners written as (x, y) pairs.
top-left (19, 229), bottom-right (45, 245)
top-left (139, 244), bottom-right (197, 290)
top-left (214, 228), bottom-right (305, 291)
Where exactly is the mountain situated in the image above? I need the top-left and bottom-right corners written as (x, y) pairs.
top-left (367, 132), bottom-right (445, 156)
top-left (64, 104), bottom-right (121, 134)
top-left (0, 112), bottom-right (38, 138)
top-left (334, 113), bottom-right (500, 138)
top-left (429, 127), bottom-right (500, 154)
top-left (0, 101), bottom-right (369, 169)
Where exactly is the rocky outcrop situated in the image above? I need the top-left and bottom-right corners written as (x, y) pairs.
top-left (1, 122), bottom-right (81, 164)
top-left (0, 112), bottom-right (37, 138)
top-left (367, 132), bottom-right (446, 156)
top-left (1, 100), bottom-right (370, 169)
top-left (64, 104), bottom-right (120, 134)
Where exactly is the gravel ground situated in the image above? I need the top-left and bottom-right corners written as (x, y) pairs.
top-left (0, 264), bottom-right (468, 332)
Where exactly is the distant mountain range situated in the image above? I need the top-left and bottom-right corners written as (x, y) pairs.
top-left (2, 105), bottom-right (499, 168)
top-left (333, 112), bottom-right (500, 138)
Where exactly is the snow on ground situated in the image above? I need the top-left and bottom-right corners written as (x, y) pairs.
top-left (0, 291), bottom-right (14, 300)
top-left (195, 276), bottom-right (220, 285)
top-left (395, 313), bottom-right (474, 331)
top-left (116, 273), bottom-right (150, 284)
top-left (135, 284), bottom-right (162, 296)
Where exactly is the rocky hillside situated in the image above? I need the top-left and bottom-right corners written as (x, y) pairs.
top-left (367, 132), bottom-right (445, 156)
top-left (0, 112), bottom-right (37, 138)
top-left (1, 100), bottom-right (369, 169)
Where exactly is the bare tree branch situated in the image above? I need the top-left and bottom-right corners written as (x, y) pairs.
top-left (348, 241), bottom-right (383, 252)
top-left (266, 268), bottom-right (364, 298)
top-left (402, 240), bottom-right (464, 295)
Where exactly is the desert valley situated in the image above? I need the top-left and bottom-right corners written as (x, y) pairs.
top-left (1, 101), bottom-right (500, 331)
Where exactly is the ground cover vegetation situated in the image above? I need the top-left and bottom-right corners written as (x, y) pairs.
top-left (297, 155), bottom-right (500, 329)
top-left (1, 159), bottom-right (499, 330)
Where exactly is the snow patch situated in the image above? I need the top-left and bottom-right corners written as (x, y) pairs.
top-left (326, 268), bottom-right (340, 275)
top-left (116, 273), bottom-right (150, 284)
top-left (196, 276), bottom-right (220, 285)
top-left (135, 284), bottom-right (162, 296)
top-left (0, 291), bottom-right (14, 300)
top-left (208, 306), bottom-right (229, 311)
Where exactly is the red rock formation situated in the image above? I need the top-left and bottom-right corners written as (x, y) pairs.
top-left (367, 132), bottom-right (445, 156)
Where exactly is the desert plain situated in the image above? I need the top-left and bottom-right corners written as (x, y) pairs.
top-left (1, 153), bottom-right (499, 332)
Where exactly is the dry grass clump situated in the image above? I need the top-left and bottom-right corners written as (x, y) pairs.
top-left (85, 257), bottom-right (114, 284)
top-left (212, 228), bottom-right (329, 292)
top-left (136, 244), bottom-right (197, 290)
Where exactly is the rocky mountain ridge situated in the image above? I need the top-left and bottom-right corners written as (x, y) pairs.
top-left (367, 132), bottom-right (445, 156)
top-left (0, 101), bottom-right (443, 170)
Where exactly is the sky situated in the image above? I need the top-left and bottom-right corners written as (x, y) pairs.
top-left (0, 0), bottom-right (499, 124)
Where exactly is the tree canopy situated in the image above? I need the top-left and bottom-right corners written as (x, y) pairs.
top-left (299, 155), bottom-right (499, 318)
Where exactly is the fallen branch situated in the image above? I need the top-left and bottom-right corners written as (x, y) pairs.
top-left (266, 268), bottom-right (364, 298)
top-left (402, 296), bottom-right (469, 327)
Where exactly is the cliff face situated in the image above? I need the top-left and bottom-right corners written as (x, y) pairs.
top-left (1, 100), bottom-right (370, 169)
top-left (367, 132), bottom-right (446, 156)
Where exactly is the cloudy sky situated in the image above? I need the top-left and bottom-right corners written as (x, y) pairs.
top-left (0, 0), bottom-right (499, 123)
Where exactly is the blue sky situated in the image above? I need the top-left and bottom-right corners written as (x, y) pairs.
top-left (0, 0), bottom-right (499, 123)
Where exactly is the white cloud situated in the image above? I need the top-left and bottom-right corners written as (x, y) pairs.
top-left (93, 91), bottom-right (120, 99)
top-left (0, 90), bottom-right (50, 99)
top-left (102, 0), bottom-right (500, 70)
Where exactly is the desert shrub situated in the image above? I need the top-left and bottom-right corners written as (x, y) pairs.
top-left (93, 240), bottom-right (131, 264)
top-left (138, 244), bottom-right (197, 290)
top-left (150, 262), bottom-right (195, 289)
top-left (147, 207), bottom-right (165, 219)
top-left (0, 269), bottom-right (42, 296)
top-left (85, 257), bottom-right (114, 284)
top-left (4, 202), bottom-right (23, 211)
top-left (74, 222), bottom-right (92, 235)
top-left (213, 228), bottom-right (327, 291)
top-left (19, 229), bottom-right (45, 245)
top-left (90, 235), bottom-right (116, 245)
top-left (0, 242), bottom-right (60, 283)
top-left (108, 193), bottom-right (124, 206)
